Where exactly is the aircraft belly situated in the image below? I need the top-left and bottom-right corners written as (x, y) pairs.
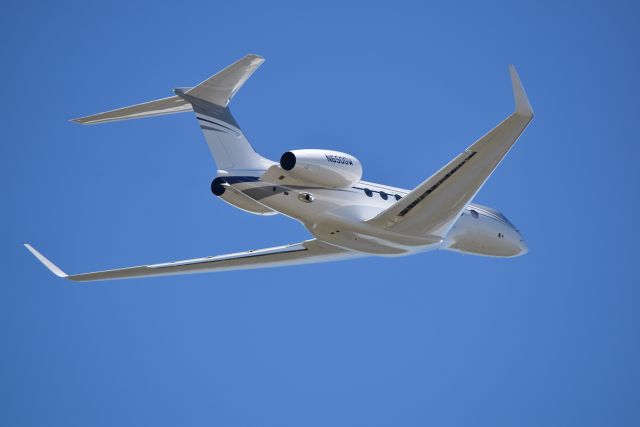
top-left (234, 181), bottom-right (365, 221)
top-left (228, 180), bottom-right (437, 255)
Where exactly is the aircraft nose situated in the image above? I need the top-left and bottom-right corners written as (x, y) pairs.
top-left (518, 238), bottom-right (528, 255)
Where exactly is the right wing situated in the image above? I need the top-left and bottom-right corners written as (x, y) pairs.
top-left (367, 65), bottom-right (533, 238)
top-left (25, 239), bottom-right (359, 282)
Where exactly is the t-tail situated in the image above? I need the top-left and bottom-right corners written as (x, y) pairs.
top-left (72, 54), bottom-right (273, 173)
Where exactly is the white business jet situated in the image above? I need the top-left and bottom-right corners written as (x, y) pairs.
top-left (25, 54), bottom-right (533, 282)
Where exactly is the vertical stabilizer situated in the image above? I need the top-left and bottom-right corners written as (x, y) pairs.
top-left (175, 54), bottom-right (272, 171)
top-left (71, 54), bottom-right (273, 172)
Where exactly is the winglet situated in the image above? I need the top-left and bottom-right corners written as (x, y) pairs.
top-left (24, 244), bottom-right (68, 278)
top-left (509, 65), bottom-right (534, 118)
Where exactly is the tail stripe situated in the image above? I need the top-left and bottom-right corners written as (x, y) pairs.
top-left (196, 116), bottom-right (239, 134)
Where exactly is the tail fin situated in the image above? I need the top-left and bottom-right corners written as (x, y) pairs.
top-left (72, 54), bottom-right (272, 172)
top-left (175, 54), bottom-right (271, 171)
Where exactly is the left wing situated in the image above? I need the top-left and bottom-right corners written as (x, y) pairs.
top-left (25, 239), bottom-right (359, 282)
top-left (367, 65), bottom-right (533, 238)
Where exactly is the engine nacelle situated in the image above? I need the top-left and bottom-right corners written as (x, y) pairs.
top-left (210, 177), bottom-right (277, 215)
top-left (280, 149), bottom-right (362, 188)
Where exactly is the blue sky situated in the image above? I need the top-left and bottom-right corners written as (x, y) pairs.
top-left (2, 0), bottom-right (639, 425)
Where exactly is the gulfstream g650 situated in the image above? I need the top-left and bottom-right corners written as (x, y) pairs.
top-left (26, 54), bottom-right (533, 282)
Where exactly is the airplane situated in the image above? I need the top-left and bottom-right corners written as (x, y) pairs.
top-left (25, 54), bottom-right (534, 282)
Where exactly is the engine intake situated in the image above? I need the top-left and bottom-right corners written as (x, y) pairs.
top-left (210, 177), bottom-right (226, 196)
top-left (280, 151), bottom-right (297, 171)
top-left (279, 149), bottom-right (362, 188)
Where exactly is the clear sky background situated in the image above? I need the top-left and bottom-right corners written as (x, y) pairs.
top-left (2, 0), bottom-right (638, 426)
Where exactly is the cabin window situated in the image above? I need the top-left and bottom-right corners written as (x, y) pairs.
top-left (364, 188), bottom-right (373, 197)
top-left (470, 209), bottom-right (479, 219)
top-left (380, 191), bottom-right (388, 200)
top-left (394, 194), bottom-right (402, 201)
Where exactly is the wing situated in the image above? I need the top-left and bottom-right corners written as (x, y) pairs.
top-left (24, 239), bottom-right (359, 282)
top-left (367, 65), bottom-right (534, 238)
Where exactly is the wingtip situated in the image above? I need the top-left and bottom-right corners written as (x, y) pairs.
top-left (246, 53), bottom-right (265, 62)
top-left (244, 54), bottom-right (266, 69)
top-left (509, 65), bottom-right (534, 118)
top-left (24, 244), bottom-right (68, 278)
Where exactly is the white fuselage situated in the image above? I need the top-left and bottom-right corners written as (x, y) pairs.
top-left (216, 169), bottom-right (527, 258)
top-left (26, 56), bottom-right (534, 283)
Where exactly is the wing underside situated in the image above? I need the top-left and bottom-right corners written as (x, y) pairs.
top-left (25, 239), bottom-right (358, 282)
top-left (367, 65), bottom-right (533, 237)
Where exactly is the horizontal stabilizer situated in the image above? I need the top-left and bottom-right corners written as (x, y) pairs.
top-left (185, 54), bottom-right (264, 107)
top-left (71, 54), bottom-right (263, 125)
top-left (71, 95), bottom-right (193, 125)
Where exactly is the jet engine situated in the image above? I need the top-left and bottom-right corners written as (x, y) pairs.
top-left (210, 177), bottom-right (277, 215)
top-left (279, 149), bottom-right (362, 188)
